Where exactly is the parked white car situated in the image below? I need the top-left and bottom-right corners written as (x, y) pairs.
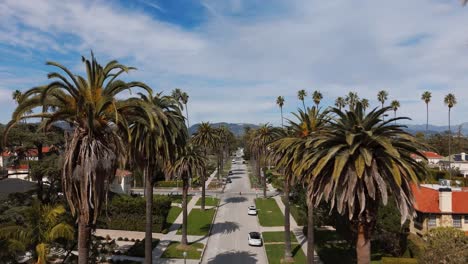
top-left (248, 206), bottom-right (257, 215)
top-left (248, 232), bottom-right (263, 246)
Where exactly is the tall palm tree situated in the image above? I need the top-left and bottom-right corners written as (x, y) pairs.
top-left (12, 90), bottom-right (22, 104)
top-left (172, 145), bottom-right (206, 246)
top-left (346, 92), bottom-right (359, 110)
top-left (270, 107), bottom-right (329, 264)
top-left (216, 126), bottom-right (230, 179)
top-left (191, 122), bottom-right (219, 210)
top-left (276, 96), bottom-right (285, 127)
top-left (180, 92), bottom-right (190, 128)
top-left (377, 90), bottom-right (388, 108)
top-left (129, 93), bottom-right (187, 263)
top-left (335, 97), bottom-right (346, 111)
top-left (4, 54), bottom-right (152, 264)
top-left (312, 90), bottom-right (323, 108)
top-left (444, 93), bottom-right (457, 179)
top-left (299, 103), bottom-right (428, 264)
top-left (361, 98), bottom-right (369, 112)
top-left (390, 100), bottom-right (400, 124)
top-left (171, 88), bottom-right (182, 101)
top-left (298, 90), bottom-right (307, 112)
top-left (421, 91), bottom-right (431, 132)
top-left (0, 200), bottom-right (74, 264)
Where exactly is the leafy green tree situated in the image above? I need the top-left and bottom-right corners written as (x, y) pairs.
top-left (312, 90), bottom-right (323, 108)
top-left (298, 89), bottom-right (307, 112)
top-left (421, 91), bottom-right (432, 132)
top-left (296, 103), bottom-right (428, 264)
top-left (191, 122), bottom-right (219, 210)
top-left (0, 200), bottom-right (74, 264)
top-left (419, 227), bottom-right (468, 264)
top-left (335, 97), bottom-right (346, 111)
top-left (5, 53), bottom-right (152, 264)
top-left (444, 93), bottom-right (457, 179)
top-left (172, 145), bottom-right (206, 246)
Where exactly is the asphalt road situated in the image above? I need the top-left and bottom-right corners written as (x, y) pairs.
top-left (202, 155), bottom-right (267, 264)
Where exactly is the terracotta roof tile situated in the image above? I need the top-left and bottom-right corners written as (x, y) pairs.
top-left (411, 184), bottom-right (440, 213)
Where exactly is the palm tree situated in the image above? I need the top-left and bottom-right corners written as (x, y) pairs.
top-left (191, 122), bottom-right (219, 210)
top-left (361, 98), bottom-right (369, 112)
top-left (4, 53), bottom-right (152, 264)
top-left (346, 92), bottom-right (359, 110)
top-left (12, 90), bottom-right (22, 104)
top-left (377, 90), bottom-right (388, 108)
top-left (444, 93), bottom-right (457, 179)
top-left (421, 91), bottom-right (432, 132)
top-left (270, 107), bottom-right (329, 264)
top-left (129, 93), bottom-right (187, 263)
top-left (172, 145), bottom-right (206, 246)
top-left (171, 88), bottom-right (182, 101)
top-left (335, 97), bottom-right (346, 110)
top-left (0, 200), bottom-right (74, 264)
top-left (299, 103), bottom-right (428, 264)
top-left (312, 90), bottom-right (323, 108)
top-left (298, 90), bottom-right (307, 111)
top-left (390, 100), bottom-right (400, 124)
top-left (215, 126), bottom-right (231, 179)
top-left (276, 96), bottom-right (285, 127)
top-left (181, 92), bottom-right (190, 128)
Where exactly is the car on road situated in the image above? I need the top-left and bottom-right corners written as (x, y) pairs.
top-left (248, 232), bottom-right (263, 246)
top-left (248, 206), bottom-right (257, 215)
top-left (226, 178), bottom-right (232, 183)
top-left (228, 170), bottom-right (233, 175)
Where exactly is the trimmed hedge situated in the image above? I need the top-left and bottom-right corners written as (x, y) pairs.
top-left (406, 233), bottom-right (425, 259)
top-left (155, 180), bottom-right (183, 188)
top-left (98, 195), bottom-right (171, 233)
top-left (381, 257), bottom-right (418, 264)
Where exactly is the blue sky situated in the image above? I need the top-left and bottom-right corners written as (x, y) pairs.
top-left (1, 0), bottom-right (468, 126)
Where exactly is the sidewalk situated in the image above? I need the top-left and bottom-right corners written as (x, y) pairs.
top-left (273, 195), bottom-right (322, 263)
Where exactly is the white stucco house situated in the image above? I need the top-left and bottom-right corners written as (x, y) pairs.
top-left (439, 152), bottom-right (468, 177)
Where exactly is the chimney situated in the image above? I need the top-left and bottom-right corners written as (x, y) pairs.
top-left (439, 188), bottom-right (452, 213)
top-left (461, 152), bottom-right (466, 161)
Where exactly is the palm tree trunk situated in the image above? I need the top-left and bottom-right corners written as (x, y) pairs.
top-left (394, 110), bottom-right (397, 125)
top-left (185, 103), bottom-right (190, 129)
top-left (356, 221), bottom-right (371, 264)
top-left (448, 108), bottom-right (452, 180)
top-left (201, 149), bottom-right (207, 210)
top-left (426, 103), bottom-right (429, 132)
top-left (306, 189), bottom-right (315, 264)
top-left (77, 216), bottom-right (90, 264)
top-left (280, 107), bottom-right (284, 128)
top-left (144, 166), bottom-right (153, 264)
top-left (283, 176), bottom-right (293, 262)
top-left (302, 100), bottom-right (306, 112)
top-left (181, 175), bottom-right (189, 246)
top-left (263, 167), bottom-right (267, 198)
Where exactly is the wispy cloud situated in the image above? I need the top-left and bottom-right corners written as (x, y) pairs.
top-left (137, 0), bottom-right (165, 13)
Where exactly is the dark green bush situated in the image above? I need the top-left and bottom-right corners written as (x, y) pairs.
top-left (406, 234), bottom-right (424, 259)
top-left (155, 180), bottom-right (183, 188)
top-left (99, 195), bottom-right (171, 233)
top-left (126, 239), bottom-right (159, 257)
top-left (381, 257), bottom-right (418, 264)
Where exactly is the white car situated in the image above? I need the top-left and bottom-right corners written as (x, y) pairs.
top-left (232, 159), bottom-right (236, 164)
top-left (248, 206), bottom-right (257, 215)
top-left (248, 232), bottom-right (263, 246)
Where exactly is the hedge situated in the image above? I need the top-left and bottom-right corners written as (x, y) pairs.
top-left (381, 257), bottom-right (418, 264)
top-left (155, 180), bottom-right (183, 188)
top-left (98, 195), bottom-right (171, 233)
top-left (406, 233), bottom-right (425, 259)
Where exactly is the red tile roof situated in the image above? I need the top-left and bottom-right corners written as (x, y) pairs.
top-left (116, 169), bottom-right (132, 178)
top-left (411, 184), bottom-right (468, 214)
top-left (411, 151), bottom-right (443, 160)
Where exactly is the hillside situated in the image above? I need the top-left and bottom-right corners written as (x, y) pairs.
top-left (189, 122), bottom-right (259, 136)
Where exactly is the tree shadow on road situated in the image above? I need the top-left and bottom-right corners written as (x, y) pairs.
top-left (209, 221), bottom-right (240, 236)
top-left (206, 251), bottom-right (258, 264)
top-left (223, 196), bottom-right (248, 204)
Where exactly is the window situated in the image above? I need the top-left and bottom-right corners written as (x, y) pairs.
top-left (428, 215), bottom-right (437, 228)
top-left (453, 215), bottom-right (462, 228)
top-left (465, 215), bottom-right (468, 224)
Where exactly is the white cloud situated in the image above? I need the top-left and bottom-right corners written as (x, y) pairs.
top-left (1, 0), bottom-right (468, 126)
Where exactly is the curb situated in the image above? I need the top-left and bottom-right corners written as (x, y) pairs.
top-left (198, 196), bottom-right (221, 263)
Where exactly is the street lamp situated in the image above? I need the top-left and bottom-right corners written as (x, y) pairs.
top-left (183, 251), bottom-right (187, 264)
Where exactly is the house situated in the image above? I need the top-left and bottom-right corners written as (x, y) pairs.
top-left (411, 151), bottom-right (443, 165)
top-left (110, 169), bottom-right (133, 194)
top-left (410, 181), bottom-right (468, 236)
top-left (1, 147), bottom-right (57, 181)
top-left (438, 152), bottom-right (468, 177)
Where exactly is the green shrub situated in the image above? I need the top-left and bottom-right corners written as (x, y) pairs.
top-left (155, 180), bottom-right (183, 188)
top-left (126, 239), bottom-right (159, 257)
top-left (381, 257), bottom-right (418, 264)
top-left (98, 195), bottom-right (172, 233)
top-left (406, 234), bottom-right (424, 259)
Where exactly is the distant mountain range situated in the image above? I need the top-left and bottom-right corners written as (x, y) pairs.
top-left (189, 122), bottom-right (468, 137)
top-left (189, 122), bottom-right (259, 137)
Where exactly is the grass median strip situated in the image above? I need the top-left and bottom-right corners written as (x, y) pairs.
top-left (255, 198), bottom-right (284, 227)
top-left (195, 197), bottom-right (220, 206)
top-left (177, 208), bottom-right (216, 236)
top-left (265, 244), bottom-right (306, 264)
top-left (262, 231), bottom-right (298, 243)
top-left (160, 241), bottom-right (204, 259)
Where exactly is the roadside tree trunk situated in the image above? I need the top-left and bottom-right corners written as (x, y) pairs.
top-left (263, 167), bottom-right (267, 198)
top-left (356, 221), bottom-right (371, 264)
top-left (283, 176), bottom-right (293, 262)
top-left (181, 174), bottom-right (189, 245)
top-left (144, 166), bottom-right (153, 264)
top-left (77, 216), bottom-right (91, 264)
top-left (307, 187), bottom-right (315, 264)
top-left (201, 149), bottom-right (207, 210)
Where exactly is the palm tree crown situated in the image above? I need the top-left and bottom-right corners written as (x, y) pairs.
top-left (346, 92), bottom-right (359, 110)
top-left (377, 90), bottom-right (388, 108)
top-left (361, 98), bottom-right (369, 111)
top-left (335, 97), bottom-right (346, 110)
top-left (421, 91), bottom-right (431, 131)
top-left (297, 89), bottom-right (307, 111)
top-left (276, 96), bottom-right (285, 108)
top-left (312, 90), bottom-right (323, 107)
top-left (444, 93), bottom-right (457, 109)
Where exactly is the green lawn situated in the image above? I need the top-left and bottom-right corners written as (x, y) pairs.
top-left (160, 241), bottom-right (204, 259)
top-left (126, 239), bottom-right (160, 257)
top-left (177, 208), bottom-right (216, 236)
top-left (195, 197), bottom-right (220, 206)
top-left (255, 198), bottom-right (284, 226)
top-left (262, 231), bottom-right (298, 243)
top-left (167, 206), bottom-right (182, 225)
top-left (282, 196), bottom-right (307, 226)
top-left (265, 244), bottom-right (306, 264)
top-left (169, 195), bottom-right (192, 204)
